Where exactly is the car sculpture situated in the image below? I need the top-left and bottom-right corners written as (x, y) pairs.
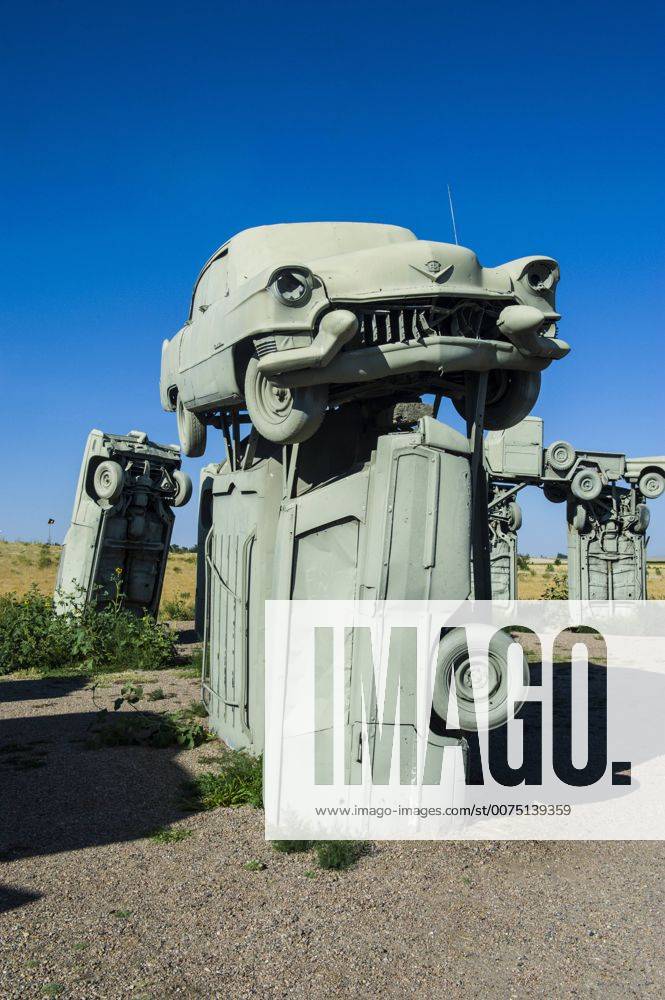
top-left (56, 430), bottom-right (191, 615)
top-left (161, 223), bottom-right (569, 455)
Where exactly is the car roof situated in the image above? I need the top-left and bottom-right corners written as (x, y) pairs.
top-left (195, 222), bottom-right (417, 288)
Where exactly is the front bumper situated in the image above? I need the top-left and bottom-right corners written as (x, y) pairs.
top-left (267, 334), bottom-right (568, 388)
top-left (258, 305), bottom-right (570, 389)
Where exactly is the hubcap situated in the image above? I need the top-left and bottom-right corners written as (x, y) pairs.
top-left (450, 652), bottom-right (501, 706)
top-left (258, 375), bottom-right (293, 423)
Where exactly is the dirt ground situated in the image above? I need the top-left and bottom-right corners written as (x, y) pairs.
top-left (2, 650), bottom-right (665, 998)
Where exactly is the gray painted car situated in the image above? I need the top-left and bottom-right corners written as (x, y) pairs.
top-left (56, 430), bottom-right (191, 615)
top-left (197, 407), bottom-right (524, 760)
top-left (161, 222), bottom-right (569, 455)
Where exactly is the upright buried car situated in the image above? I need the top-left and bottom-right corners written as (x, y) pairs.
top-left (161, 223), bottom-right (569, 455)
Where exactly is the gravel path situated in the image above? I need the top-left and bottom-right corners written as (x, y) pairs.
top-left (1, 668), bottom-right (664, 998)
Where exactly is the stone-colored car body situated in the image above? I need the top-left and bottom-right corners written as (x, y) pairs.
top-left (485, 416), bottom-right (665, 504)
top-left (567, 487), bottom-right (648, 600)
top-left (56, 430), bottom-right (191, 615)
top-left (161, 222), bottom-right (569, 454)
top-left (484, 417), bottom-right (662, 599)
top-left (197, 411), bottom-right (478, 767)
top-left (487, 485), bottom-right (522, 601)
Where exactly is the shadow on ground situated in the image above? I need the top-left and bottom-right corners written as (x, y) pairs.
top-left (0, 676), bottom-right (198, 909)
top-left (0, 884), bottom-right (42, 913)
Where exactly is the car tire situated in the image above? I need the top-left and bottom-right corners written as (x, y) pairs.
top-left (543, 482), bottom-right (568, 504)
top-left (571, 503), bottom-right (588, 532)
top-left (453, 370), bottom-right (541, 431)
top-left (432, 627), bottom-right (529, 732)
top-left (571, 467), bottom-right (602, 501)
top-left (546, 440), bottom-right (576, 473)
top-left (177, 397), bottom-right (207, 458)
top-left (172, 470), bottom-right (193, 508)
top-left (507, 502), bottom-right (522, 531)
top-left (244, 357), bottom-right (328, 444)
top-left (631, 503), bottom-right (650, 535)
top-left (93, 460), bottom-right (124, 504)
top-left (639, 469), bottom-right (665, 499)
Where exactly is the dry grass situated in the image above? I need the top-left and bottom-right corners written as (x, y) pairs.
top-left (1, 542), bottom-right (663, 602)
top-left (0, 541), bottom-right (197, 606)
top-left (518, 556), bottom-right (665, 599)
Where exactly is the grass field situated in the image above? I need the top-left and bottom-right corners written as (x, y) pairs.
top-left (0, 541), bottom-right (197, 614)
top-left (518, 555), bottom-right (665, 599)
top-left (1, 542), bottom-right (663, 603)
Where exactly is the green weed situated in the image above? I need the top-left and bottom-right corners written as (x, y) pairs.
top-left (0, 587), bottom-right (175, 676)
top-left (272, 840), bottom-right (312, 854)
top-left (161, 592), bottom-right (195, 620)
top-left (149, 827), bottom-right (193, 844)
top-left (182, 752), bottom-right (263, 810)
top-left (89, 709), bottom-right (210, 750)
top-left (313, 841), bottom-right (368, 870)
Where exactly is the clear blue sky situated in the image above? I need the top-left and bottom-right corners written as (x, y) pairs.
top-left (1, 1), bottom-right (663, 554)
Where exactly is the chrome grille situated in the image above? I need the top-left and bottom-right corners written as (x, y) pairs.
top-left (356, 306), bottom-right (437, 346)
top-left (343, 298), bottom-right (514, 349)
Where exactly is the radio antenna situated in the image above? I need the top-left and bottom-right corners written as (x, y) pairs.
top-left (447, 184), bottom-right (459, 245)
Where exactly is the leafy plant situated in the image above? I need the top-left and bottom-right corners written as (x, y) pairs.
top-left (272, 840), bottom-right (313, 854)
top-left (271, 838), bottom-right (368, 870)
top-left (0, 586), bottom-right (175, 675)
top-left (146, 687), bottom-right (166, 701)
top-left (313, 841), bottom-right (368, 870)
top-left (182, 752), bottom-right (263, 810)
top-left (89, 708), bottom-right (210, 750)
top-left (118, 682), bottom-right (143, 706)
top-left (184, 700), bottom-right (208, 718)
top-left (517, 554), bottom-right (531, 571)
top-left (149, 826), bottom-right (193, 843)
top-left (243, 859), bottom-right (267, 871)
top-left (161, 591), bottom-right (195, 620)
top-left (543, 571), bottom-right (569, 600)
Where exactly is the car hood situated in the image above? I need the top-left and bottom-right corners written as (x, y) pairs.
top-left (305, 240), bottom-right (544, 305)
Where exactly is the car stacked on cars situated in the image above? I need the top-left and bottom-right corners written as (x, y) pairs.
top-left (160, 222), bottom-right (569, 455)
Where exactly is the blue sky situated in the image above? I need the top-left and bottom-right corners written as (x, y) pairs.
top-left (1, 1), bottom-right (663, 553)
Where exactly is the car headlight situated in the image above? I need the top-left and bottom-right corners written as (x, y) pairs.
top-left (520, 260), bottom-right (559, 293)
top-left (270, 268), bottom-right (313, 307)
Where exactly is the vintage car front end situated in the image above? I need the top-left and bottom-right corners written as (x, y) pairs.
top-left (257, 238), bottom-right (568, 429)
top-left (162, 223), bottom-right (570, 451)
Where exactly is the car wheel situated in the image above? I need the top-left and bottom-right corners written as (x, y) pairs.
top-left (453, 371), bottom-right (541, 431)
top-left (244, 357), bottom-right (328, 444)
top-left (571, 503), bottom-right (588, 532)
top-left (432, 628), bottom-right (529, 731)
top-left (172, 470), bottom-right (192, 508)
top-left (639, 470), bottom-right (665, 499)
top-left (507, 502), bottom-right (522, 531)
top-left (93, 460), bottom-right (124, 504)
top-left (631, 503), bottom-right (650, 535)
top-left (177, 397), bottom-right (207, 458)
top-left (543, 482), bottom-right (568, 504)
top-left (546, 440), bottom-right (576, 473)
top-left (571, 467), bottom-right (602, 501)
